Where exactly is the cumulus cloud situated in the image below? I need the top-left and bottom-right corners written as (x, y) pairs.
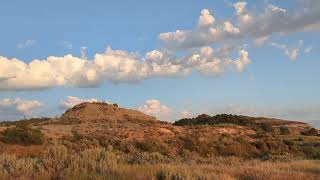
top-left (198, 9), bottom-right (215, 26)
top-left (0, 45), bottom-right (250, 90)
top-left (159, 1), bottom-right (320, 49)
top-left (185, 46), bottom-right (250, 76)
top-left (0, 98), bottom-right (42, 120)
top-left (180, 111), bottom-right (192, 119)
top-left (138, 99), bottom-right (171, 120)
top-left (17, 40), bottom-right (36, 49)
top-left (59, 96), bottom-right (100, 109)
top-left (2, 1), bottom-right (316, 91)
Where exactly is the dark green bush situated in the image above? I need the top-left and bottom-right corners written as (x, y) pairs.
top-left (301, 144), bottom-right (320, 159)
top-left (174, 114), bottom-right (253, 126)
top-left (280, 126), bottom-right (290, 135)
top-left (0, 117), bottom-right (50, 127)
top-left (0, 126), bottom-right (44, 145)
top-left (283, 139), bottom-right (295, 146)
top-left (156, 168), bottom-right (170, 180)
top-left (297, 136), bottom-right (304, 141)
top-left (71, 129), bottom-right (83, 142)
top-left (301, 128), bottom-right (319, 136)
top-left (135, 139), bottom-right (159, 152)
top-left (252, 141), bottom-right (265, 150)
top-left (260, 123), bottom-right (274, 133)
top-left (258, 152), bottom-right (272, 160)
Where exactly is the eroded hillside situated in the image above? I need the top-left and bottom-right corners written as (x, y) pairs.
top-left (0, 102), bottom-right (318, 160)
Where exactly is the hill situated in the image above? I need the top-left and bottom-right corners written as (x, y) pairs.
top-left (61, 102), bottom-right (156, 123)
top-left (0, 102), bottom-right (319, 179)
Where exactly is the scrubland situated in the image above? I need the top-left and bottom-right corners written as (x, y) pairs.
top-left (0, 103), bottom-right (319, 179)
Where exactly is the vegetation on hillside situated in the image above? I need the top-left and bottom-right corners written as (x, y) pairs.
top-left (174, 114), bottom-right (277, 133)
top-left (0, 125), bottom-right (44, 145)
top-left (174, 114), bottom-right (254, 126)
top-left (0, 106), bottom-right (319, 179)
top-left (0, 117), bottom-right (50, 127)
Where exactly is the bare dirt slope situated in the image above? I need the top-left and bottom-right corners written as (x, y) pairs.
top-left (61, 102), bottom-right (156, 123)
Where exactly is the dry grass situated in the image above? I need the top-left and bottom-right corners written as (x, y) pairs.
top-left (0, 144), bottom-right (319, 180)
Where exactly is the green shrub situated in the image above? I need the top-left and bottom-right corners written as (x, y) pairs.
top-left (280, 126), bottom-right (290, 135)
top-left (156, 167), bottom-right (170, 180)
top-left (283, 139), bottom-right (294, 146)
top-left (301, 144), bottom-right (320, 159)
top-left (260, 123), bottom-right (274, 133)
top-left (71, 130), bottom-right (83, 142)
top-left (174, 114), bottom-right (253, 126)
top-left (135, 139), bottom-right (159, 152)
top-left (301, 128), bottom-right (319, 136)
top-left (0, 126), bottom-right (44, 145)
top-left (297, 136), bottom-right (304, 141)
top-left (252, 141), bottom-right (265, 150)
top-left (0, 117), bottom-right (50, 127)
top-left (258, 152), bottom-right (272, 160)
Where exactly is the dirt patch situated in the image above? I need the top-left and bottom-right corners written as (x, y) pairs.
top-left (61, 102), bottom-right (156, 123)
top-left (40, 124), bottom-right (74, 139)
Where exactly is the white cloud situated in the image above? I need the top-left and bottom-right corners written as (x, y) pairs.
top-left (0, 44), bottom-right (250, 90)
top-left (159, 1), bottom-right (320, 49)
top-left (17, 40), bottom-right (36, 49)
top-left (180, 111), bottom-right (192, 119)
top-left (224, 21), bottom-right (240, 34)
top-left (2, 1), bottom-right (316, 91)
top-left (138, 99), bottom-right (171, 120)
top-left (186, 46), bottom-right (250, 76)
top-left (59, 96), bottom-right (100, 109)
top-left (0, 98), bottom-right (42, 120)
top-left (198, 9), bottom-right (215, 26)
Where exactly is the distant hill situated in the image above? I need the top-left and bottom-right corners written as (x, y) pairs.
top-left (0, 102), bottom-right (319, 160)
top-left (61, 102), bottom-right (156, 123)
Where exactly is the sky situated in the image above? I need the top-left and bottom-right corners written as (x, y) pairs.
top-left (0, 0), bottom-right (319, 127)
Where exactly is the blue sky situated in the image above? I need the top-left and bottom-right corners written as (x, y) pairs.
top-left (0, 0), bottom-right (319, 127)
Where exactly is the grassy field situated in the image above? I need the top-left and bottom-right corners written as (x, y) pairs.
top-left (0, 144), bottom-right (319, 180)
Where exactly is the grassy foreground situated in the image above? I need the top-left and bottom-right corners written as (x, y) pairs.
top-left (0, 144), bottom-right (319, 180)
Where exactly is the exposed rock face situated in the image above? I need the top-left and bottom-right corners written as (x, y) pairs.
top-left (61, 102), bottom-right (156, 123)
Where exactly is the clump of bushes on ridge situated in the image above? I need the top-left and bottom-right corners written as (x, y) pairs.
top-left (174, 114), bottom-right (254, 126)
top-left (173, 114), bottom-right (277, 134)
top-left (0, 125), bottom-right (44, 145)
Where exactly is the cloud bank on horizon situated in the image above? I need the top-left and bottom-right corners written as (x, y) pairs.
top-left (0, 98), bottom-right (42, 119)
top-left (0, 0), bottom-right (318, 91)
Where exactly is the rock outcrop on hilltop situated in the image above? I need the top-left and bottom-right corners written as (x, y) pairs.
top-left (61, 102), bottom-right (156, 123)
